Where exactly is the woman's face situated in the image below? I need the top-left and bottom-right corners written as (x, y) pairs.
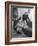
top-left (27, 18), bottom-right (29, 22)
top-left (24, 20), bottom-right (27, 24)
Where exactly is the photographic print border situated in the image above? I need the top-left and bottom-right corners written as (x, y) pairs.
top-left (5, 1), bottom-right (37, 45)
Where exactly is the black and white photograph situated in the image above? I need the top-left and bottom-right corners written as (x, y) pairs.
top-left (11, 6), bottom-right (32, 38)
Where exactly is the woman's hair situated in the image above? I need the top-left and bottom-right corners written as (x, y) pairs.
top-left (22, 14), bottom-right (28, 21)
